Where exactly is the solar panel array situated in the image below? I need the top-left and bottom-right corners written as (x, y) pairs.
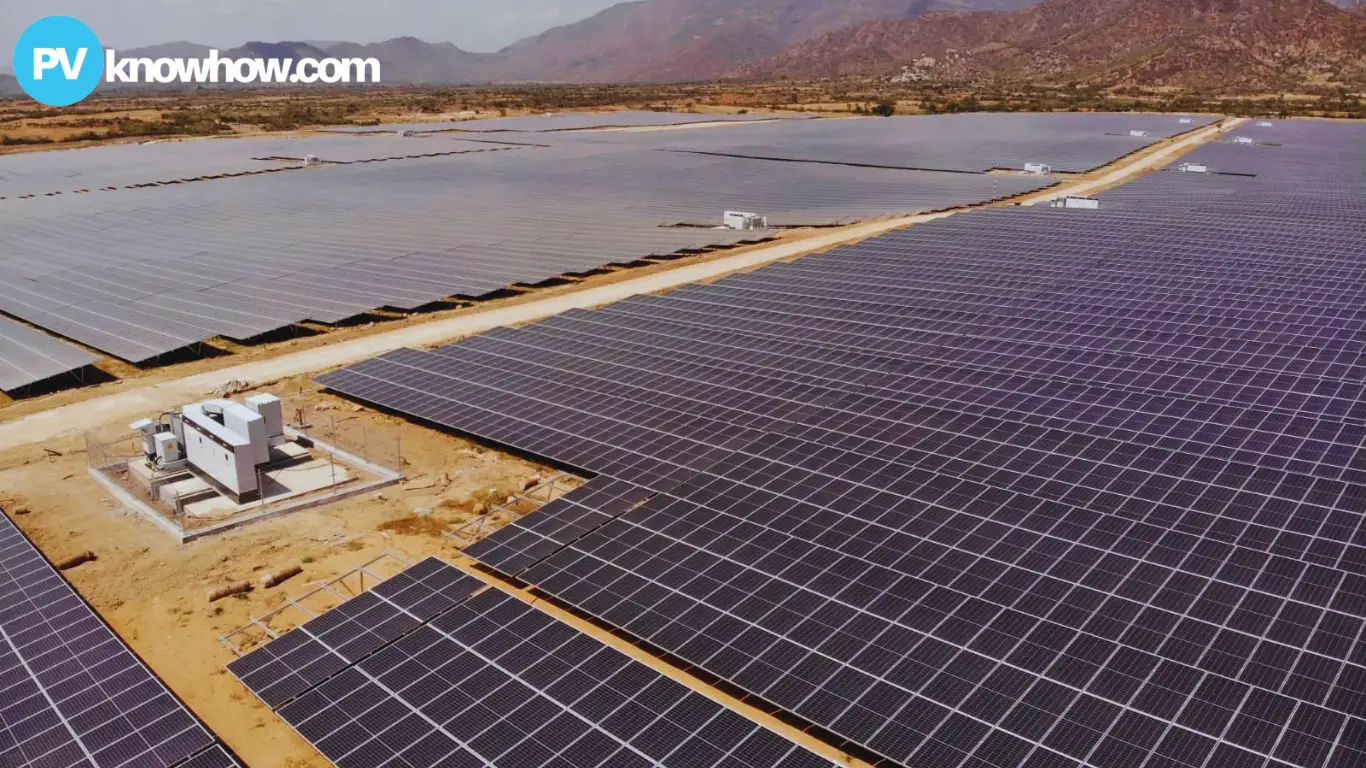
top-left (0, 140), bottom-right (303, 200)
top-left (318, 119), bottom-right (1366, 768)
top-left (229, 557), bottom-right (839, 768)
top-left (0, 139), bottom-right (1052, 363)
top-left (0, 112), bottom-right (1206, 375)
top-left (0, 511), bottom-right (239, 767)
top-left (323, 110), bottom-right (812, 134)
top-left (558, 113), bottom-right (1219, 174)
top-left (0, 137), bottom-right (518, 200)
top-left (0, 315), bottom-right (99, 392)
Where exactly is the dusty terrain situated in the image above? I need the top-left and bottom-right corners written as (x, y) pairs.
top-left (0, 377), bottom-right (557, 767)
top-left (0, 88), bottom-right (796, 154)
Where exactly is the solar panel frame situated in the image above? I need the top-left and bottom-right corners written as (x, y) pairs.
top-left (0, 315), bottom-right (100, 392)
top-left (316, 119), bottom-right (1366, 768)
top-left (231, 558), bottom-right (840, 768)
top-left (0, 510), bottom-right (240, 767)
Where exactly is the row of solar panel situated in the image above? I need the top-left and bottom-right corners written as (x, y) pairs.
top-left (0, 110), bottom-right (1212, 385)
top-left (314, 120), bottom-right (1366, 768)
top-left (0, 138), bottom-right (519, 200)
top-left (0, 511), bottom-right (240, 767)
top-left (556, 112), bottom-right (1219, 174)
top-left (0, 138), bottom-right (1058, 378)
top-left (227, 558), bottom-right (839, 768)
top-left (324, 110), bottom-right (815, 135)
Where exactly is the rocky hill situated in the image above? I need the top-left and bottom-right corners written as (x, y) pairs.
top-left (490, 0), bottom-right (938, 82)
top-left (10, 0), bottom-right (1366, 89)
top-left (735, 0), bottom-right (1366, 89)
top-left (324, 37), bottom-right (507, 84)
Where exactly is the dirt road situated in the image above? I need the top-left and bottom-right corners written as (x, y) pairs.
top-left (0, 118), bottom-right (1237, 451)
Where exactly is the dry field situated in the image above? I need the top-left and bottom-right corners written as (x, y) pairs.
top-left (4, 79), bottom-right (1341, 153)
top-left (0, 376), bottom-right (559, 766)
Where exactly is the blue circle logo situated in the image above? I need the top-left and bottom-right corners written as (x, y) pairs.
top-left (12, 17), bottom-right (104, 107)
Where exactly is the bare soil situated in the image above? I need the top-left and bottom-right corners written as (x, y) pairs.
top-left (0, 376), bottom-right (557, 766)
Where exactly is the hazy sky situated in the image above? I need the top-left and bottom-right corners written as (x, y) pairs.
top-left (3, 0), bottom-right (622, 57)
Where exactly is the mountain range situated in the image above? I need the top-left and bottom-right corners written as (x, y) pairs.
top-left (5, 0), bottom-right (1365, 92)
top-left (737, 0), bottom-right (1366, 88)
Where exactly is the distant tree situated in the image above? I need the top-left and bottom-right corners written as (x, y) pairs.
top-left (871, 100), bottom-right (897, 117)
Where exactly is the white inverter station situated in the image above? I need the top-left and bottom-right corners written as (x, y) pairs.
top-left (131, 394), bottom-right (286, 503)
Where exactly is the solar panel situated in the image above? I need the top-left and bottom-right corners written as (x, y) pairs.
top-left (322, 110), bottom-right (812, 134)
top-left (465, 477), bottom-right (656, 576)
top-left (317, 119), bottom-right (1366, 768)
top-left (0, 115), bottom-right (1136, 363)
top-left (556, 113), bottom-right (1220, 174)
top-left (0, 135), bottom-right (512, 199)
top-left (0, 315), bottom-right (99, 392)
top-left (230, 558), bottom-right (839, 768)
top-left (228, 558), bottom-right (486, 710)
top-left (0, 510), bottom-right (240, 767)
top-left (174, 745), bottom-right (243, 768)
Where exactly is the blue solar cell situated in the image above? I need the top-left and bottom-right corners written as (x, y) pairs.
top-left (0, 511), bottom-right (237, 767)
top-left (315, 119), bottom-right (1366, 768)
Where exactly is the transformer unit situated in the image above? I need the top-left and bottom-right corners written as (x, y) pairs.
top-left (245, 394), bottom-right (285, 444)
top-left (1051, 195), bottom-right (1100, 210)
top-left (723, 211), bottom-right (768, 230)
top-left (181, 399), bottom-right (269, 501)
top-left (153, 432), bottom-right (186, 469)
top-left (1178, 163), bottom-right (1208, 173)
top-left (1023, 162), bottom-right (1051, 175)
top-left (130, 416), bottom-right (187, 470)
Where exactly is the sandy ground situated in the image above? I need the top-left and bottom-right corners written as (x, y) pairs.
top-left (0, 116), bottom-right (1237, 767)
top-left (0, 377), bottom-right (557, 767)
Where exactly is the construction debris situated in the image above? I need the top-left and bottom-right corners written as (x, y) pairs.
top-left (56, 551), bottom-right (96, 570)
top-left (258, 565), bottom-right (303, 589)
top-left (207, 581), bottom-right (252, 602)
top-left (209, 379), bottom-right (252, 397)
top-left (403, 476), bottom-right (437, 492)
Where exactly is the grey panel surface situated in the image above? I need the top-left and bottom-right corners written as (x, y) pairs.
top-left (229, 557), bottom-right (837, 768)
top-left (556, 112), bottom-right (1220, 173)
top-left (0, 510), bottom-right (239, 767)
top-left (316, 118), bottom-right (1366, 768)
top-left (0, 133), bottom-right (1052, 361)
top-left (324, 110), bottom-right (813, 134)
top-left (0, 316), bottom-right (99, 392)
top-left (0, 135), bottom-right (514, 198)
